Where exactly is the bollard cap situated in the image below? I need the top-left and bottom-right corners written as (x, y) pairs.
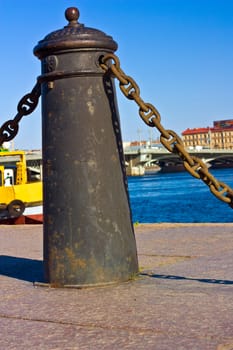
top-left (34, 7), bottom-right (118, 58)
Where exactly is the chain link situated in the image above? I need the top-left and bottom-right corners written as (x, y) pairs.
top-left (100, 53), bottom-right (233, 208)
top-left (0, 81), bottom-right (41, 145)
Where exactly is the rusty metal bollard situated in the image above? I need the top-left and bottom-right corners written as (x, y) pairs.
top-left (33, 7), bottom-right (138, 287)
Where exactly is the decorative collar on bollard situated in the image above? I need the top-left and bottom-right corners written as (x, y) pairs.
top-left (34, 7), bottom-right (118, 85)
top-left (34, 7), bottom-right (118, 58)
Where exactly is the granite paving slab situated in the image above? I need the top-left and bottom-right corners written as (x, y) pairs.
top-left (0, 224), bottom-right (233, 349)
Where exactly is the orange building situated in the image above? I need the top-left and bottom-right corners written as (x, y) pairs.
top-left (182, 119), bottom-right (233, 150)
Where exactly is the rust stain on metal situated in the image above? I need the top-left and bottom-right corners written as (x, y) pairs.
top-left (65, 247), bottom-right (87, 270)
top-left (49, 247), bottom-right (65, 282)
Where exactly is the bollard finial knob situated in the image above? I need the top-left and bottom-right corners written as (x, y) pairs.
top-left (34, 7), bottom-right (118, 58)
top-left (65, 7), bottom-right (80, 26)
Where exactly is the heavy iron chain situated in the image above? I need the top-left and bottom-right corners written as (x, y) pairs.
top-left (0, 81), bottom-right (41, 145)
top-left (100, 53), bottom-right (233, 208)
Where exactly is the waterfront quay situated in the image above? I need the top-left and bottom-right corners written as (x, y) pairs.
top-left (1, 223), bottom-right (233, 349)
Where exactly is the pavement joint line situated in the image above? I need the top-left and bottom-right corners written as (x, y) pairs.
top-left (0, 313), bottom-right (165, 335)
top-left (0, 313), bottom-right (227, 343)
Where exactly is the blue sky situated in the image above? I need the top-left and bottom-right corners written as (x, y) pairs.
top-left (0, 0), bottom-right (233, 149)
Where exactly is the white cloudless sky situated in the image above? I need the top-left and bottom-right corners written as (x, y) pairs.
top-left (0, 0), bottom-right (233, 149)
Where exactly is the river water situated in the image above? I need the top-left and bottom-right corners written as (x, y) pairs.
top-left (127, 168), bottom-right (233, 223)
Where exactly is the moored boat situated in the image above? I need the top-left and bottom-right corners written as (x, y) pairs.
top-left (0, 150), bottom-right (42, 222)
top-left (144, 164), bottom-right (161, 175)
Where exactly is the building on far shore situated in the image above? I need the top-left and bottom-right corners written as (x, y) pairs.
top-left (181, 119), bottom-right (233, 150)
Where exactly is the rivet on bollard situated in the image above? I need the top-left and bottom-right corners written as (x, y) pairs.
top-left (47, 81), bottom-right (54, 89)
top-left (34, 7), bottom-right (139, 287)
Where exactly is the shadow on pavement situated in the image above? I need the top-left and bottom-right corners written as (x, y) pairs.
top-left (0, 255), bottom-right (44, 283)
top-left (141, 272), bottom-right (233, 285)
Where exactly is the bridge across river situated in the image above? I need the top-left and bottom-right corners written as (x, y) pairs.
top-left (124, 146), bottom-right (233, 175)
top-left (1, 148), bottom-right (233, 177)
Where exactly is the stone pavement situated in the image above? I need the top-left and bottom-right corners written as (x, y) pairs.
top-left (0, 223), bottom-right (233, 350)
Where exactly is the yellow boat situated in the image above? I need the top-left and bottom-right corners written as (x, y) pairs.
top-left (0, 150), bottom-right (42, 218)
